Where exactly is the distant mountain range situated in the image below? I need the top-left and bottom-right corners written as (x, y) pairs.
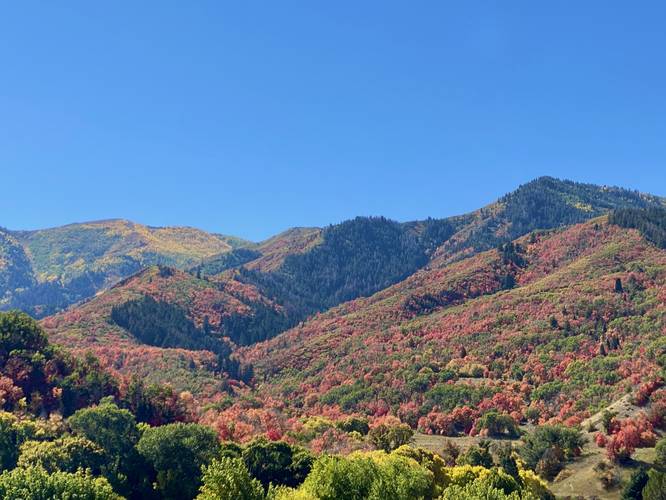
top-left (2, 177), bottom-right (663, 321)
top-left (7, 176), bottom-right (658, 396)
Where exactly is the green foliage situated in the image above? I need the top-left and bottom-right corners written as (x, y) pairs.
top-left (68, 399), bottom-right (145, 496)
top-left (456, 441), bottom-right (494, 468)
top-left (519, 425), bottom-right (585, 472)
top-left (227, 216), bottom-right (455, 344)
top-left (423, 384), bottom-right (495, 413)
top-left (0, 466), bottom-right (122, 500)
top-left (475, 411), bottom-right (520, 438)
top-left (0, 309), bottom-right (49, 355)
top-left (193, 248), bottom-right (262, 277)
top-left (298, 452), bottom-right (432, 500)
top-left (602, 409), bottom-right (617, 434)
top-left (319, 382), bottom-right (374, 412)
top-left (17, 436), bottom-right (105, 474)
top-left (655, 438), bottom-right (666, 469)
top-left (136, 422), bottom-right (220, 499)
top-left (609, 207), bottom-right (666, 249)
top-left (439, 479), bottom-right (521, 500)
top-left (110, 295), bottom-right (243, 379)
top-left (622, 467), bottom-right (649, 500)
top-left (68, 399), bottom-right (140, 462)
top-left (643, 469), bottom-right (666, 500)
top-left (241, 437), bottom-right (313, 490)
top-left (368, 421), bottom-right (414, 452)
top-left (0, 413), bottom-right (41, 472)
top-left (336, 416), bottom-right (370, 436)
top-left (197, 457), bottom-right (264, 500)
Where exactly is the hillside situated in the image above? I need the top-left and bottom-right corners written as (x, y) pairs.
top-left (41, 265), bottom-right (264, 396)
top-left (204, 177), bottom-right (666, 345)
top-left (0, 219), bottom-right (244, 317)
top-left (239, 214), bottom-right (666, 434)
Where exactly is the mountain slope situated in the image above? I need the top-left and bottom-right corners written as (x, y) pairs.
top-left (240, 214), bottom-right (666, 434)
top-left (434, 176), bottom-right (666, 263)
top-left (1, 219), bottom-right (244, 317)
top-left (41, 265), bottom-right (264, 395)
top-left (207, 178), bottom-right (666, 345)
top-left (0, 228), bottom-right (36, 305)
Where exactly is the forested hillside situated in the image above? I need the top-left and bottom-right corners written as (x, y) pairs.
top-left (41, 266), bottom-right (258, 393)
top-left (0, 220), bottom-right (244, 317)
top-left (234, 217), bottom-right (666, 448)
top-left (211, 178), bottom-right (666, 344)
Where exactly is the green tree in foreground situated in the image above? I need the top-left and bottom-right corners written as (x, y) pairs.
top-left (197, 457), bottom-right (264, 500)
top-left (0, 466), bottom-right (121, 500)
top-left (297, 453), bottom-right (432, 500)
top-left (241, 437), bottom-right (313, 490)
top-left (68, 399), bottom-right (148, 497)
top-left (17, 436), bottom-right (105, 474)
top-left (137, 422), bottom-right (219, 499)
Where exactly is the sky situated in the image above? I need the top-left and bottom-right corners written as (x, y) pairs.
top-left (1, 2), bottom-right (665, 241)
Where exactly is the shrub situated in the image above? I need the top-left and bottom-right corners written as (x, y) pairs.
top-left (368, 418), bottom-right (413, 452)
top-left (336, 416), bottom-right (370, 436)
top-left (457, 441), bottom-right (494, 468)
top-left (621, 467), bottom-right (649, 500)
top-left (643, 469), bottom-right (666, 500)
top-left (197, 457), bottom-right (264, 500)
top-left (0, 466), bottom-right (121, 500)
top-left (241, 437), bottom-right (313, 490)
top-left (519, 425), bottom-right (585, 472)
top-left (655, 438), bottom-right (666, 469)
top-left (594, 460), bottom-right (620, 490)
top-left (475, 411), bottom-right (520, 438)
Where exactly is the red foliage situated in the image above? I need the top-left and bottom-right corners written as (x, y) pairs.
top-left (604, 415), bottom-right (656, 462)
top-left (595, 432), bottom-right (607, 447)
top-left (634, 378), bottom-right (663, 406)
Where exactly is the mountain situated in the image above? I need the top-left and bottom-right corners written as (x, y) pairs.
top-left (41, 264), bottom-right (266, 395)
top-left (0, 219), bottom-right (247, 317)
top-left (239, 211), bottom-right (666, 432)
top-left (40, 177), bottom-right (666, 397)
top-left (203, 177), bottom-right (666, 344)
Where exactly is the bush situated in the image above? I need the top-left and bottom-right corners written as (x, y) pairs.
top-left (241, 437), bottom-right (313, 490)
top-left (336, 416), bottom-right (369, 436)
top-left (643, 469), bottom-right (666, 500)
top-left (0, 466), bottom-right (121, 500)
top-left (456, 441), bottom-right (494, 468)
top-left (655, 438), bottom-right (666, 469)
top-left (368, 419), bottom-right (413, 452)
top-left (621, 467), bottom-right (649, 500)
top-left (519, 425), bottom-right (585, 471)
top-left (197, 457), bottom-right (264, 500)
top-left (593, 460), bottom-right (620, 490)
top-left (475, 411), bottom-right (520, 438)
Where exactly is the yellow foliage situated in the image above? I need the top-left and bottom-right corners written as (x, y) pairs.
top-left (441, 464), bottom-right (492, 488)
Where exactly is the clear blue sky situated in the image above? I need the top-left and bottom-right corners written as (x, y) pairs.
top-left (1, 2), bottom-right (665, 241)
